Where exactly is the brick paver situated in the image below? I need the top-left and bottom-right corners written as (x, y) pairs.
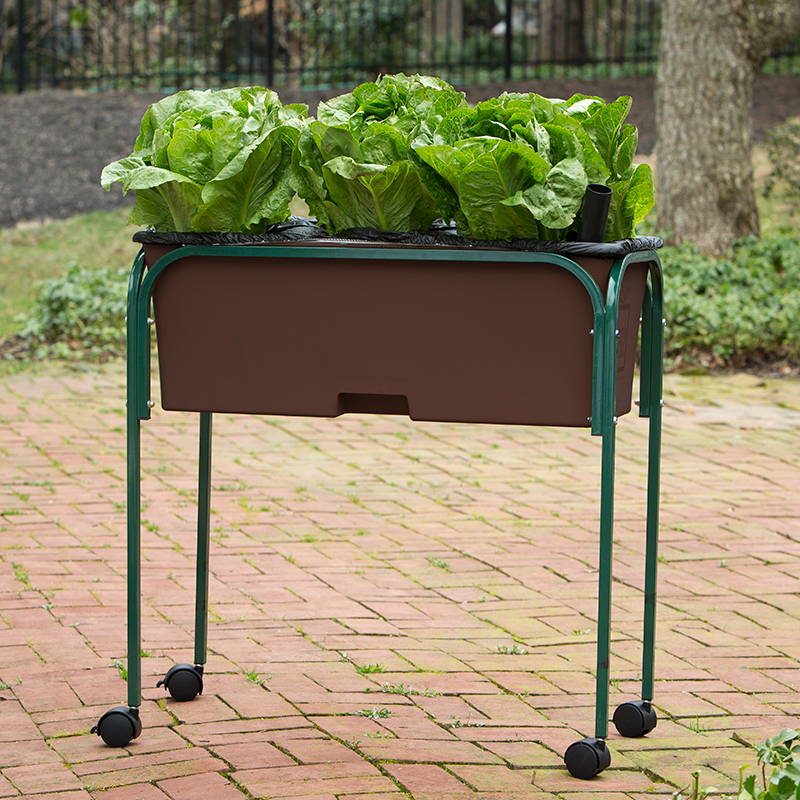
top-left (1, 365), bottom-right (799, 797)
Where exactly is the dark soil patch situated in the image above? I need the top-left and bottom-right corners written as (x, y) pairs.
top-left (670, 354), bottom-right (800, 378)
top-left (0, 334), bottom-right (33, 361)
top-left (1, 74), bottom-right (799, 228)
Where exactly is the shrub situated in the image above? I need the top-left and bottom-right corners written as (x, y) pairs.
top-left (18, 264), bottom-right (128, 361)
top-left (661, 234), bottom-right (800, 369)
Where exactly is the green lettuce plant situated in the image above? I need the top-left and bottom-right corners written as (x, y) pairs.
top-left (293, 73), bottom-right (467, 233)
top-left (101, 87), bottom-right (307, 232)
top-left (101, 78), bottom-right (653, 240)
top-left (413, 91), bottom-right (653, 241)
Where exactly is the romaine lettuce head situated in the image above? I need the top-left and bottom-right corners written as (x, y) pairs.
top-left (294, 78), bottom-right (465, 234)
top-left (416, 90), bottom-right (653, 241)
top-left (101, 87), bottom-right (307, 232)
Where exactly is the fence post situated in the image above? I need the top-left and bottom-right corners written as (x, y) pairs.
top-left (503, 0), bottom-right (513, 81)
top-left (16, 0), bottom-right (26, 93)
top-left (266, 0), bottom-right (275, 87)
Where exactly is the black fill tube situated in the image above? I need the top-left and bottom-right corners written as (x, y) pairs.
top-left (577, 184), bottom-right (612, 242)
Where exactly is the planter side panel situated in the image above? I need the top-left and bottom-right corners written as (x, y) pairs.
top-left (146, 246), bottom-right (648, 427)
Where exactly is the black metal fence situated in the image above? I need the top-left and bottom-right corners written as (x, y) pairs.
top-left (3, 0), bottom-right (799, 94)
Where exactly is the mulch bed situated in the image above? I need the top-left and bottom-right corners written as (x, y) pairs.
top-left (0, 334), bottom-right (34, 361)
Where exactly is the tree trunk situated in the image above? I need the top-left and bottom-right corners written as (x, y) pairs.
top-left (656, 0), bottom-right (800, 256)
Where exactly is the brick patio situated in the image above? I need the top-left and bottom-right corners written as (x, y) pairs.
top-left (1, 364), bottom-right (799, 799)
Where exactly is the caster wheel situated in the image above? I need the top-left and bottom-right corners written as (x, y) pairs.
top-left (613, 700), bottom-right (657, 737)
top-left (90, 706), bottom-right (142, 747)
top-left (564, 737), bottom-right (611, 779)
top-left (157, 664), bottom-right (203, 701)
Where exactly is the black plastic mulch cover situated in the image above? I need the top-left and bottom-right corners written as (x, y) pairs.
top-left (133, 217), bottom-right (663, 256)
top-left (132, 218), bottom-right (327, 245)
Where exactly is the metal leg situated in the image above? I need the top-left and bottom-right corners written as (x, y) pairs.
top-left (641, 402), bottom-right (661, 700)
top-left (564, 401), bottom-right (616, 777)
top-left (126, 412), bottom-right (142, 709)
top-left (194, 412), bottom-right (213, 667)
top-left (593, 274), bottom-right (622, 743)
top-left (609, 265), bottom-right (662, 743)
top-left (125, 257), bottom-right (147, 712)
top-left (565, 302), bottom-right (618, 778)
top-left (92, 253), bottom-right (146, 746)
top-left (594, 422), bottom-right (616, 739)
top-left (642, 300), bottom-right (664, 702)
top-left (566, 254), bottom-right (665, 776)
top-left (153, 413), bottom-right (210, 703)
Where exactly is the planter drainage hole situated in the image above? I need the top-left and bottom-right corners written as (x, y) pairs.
top-left (338, 393), bottom-right (410, 416)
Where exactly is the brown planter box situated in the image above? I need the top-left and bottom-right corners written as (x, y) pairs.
top-left (144, 242), bottom-right (649, 427)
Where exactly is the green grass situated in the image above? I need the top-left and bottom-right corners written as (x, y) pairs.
top-left (354, 663), bottom-right (385, 674)
top-left (11, 562), bottom-right (33, 590)
top-left (111, 658), bottom-right (128, 681)
top-left (346, 707), bottom-right (392, 719)
top-left (368, 682), bottom-right (442, 697)
top-left (496, 643), bottom-right (528, 655)
top-left (0, 206), bottom-right (139, 338)
top-left (245, 671), bottom-right (270, 687)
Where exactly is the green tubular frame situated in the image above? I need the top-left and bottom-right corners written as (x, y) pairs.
top-left (194, 411), bottom-right (212, 667)
top-left (122, 244), bottom-right (664, 746)
top-left (125, 252), bottom-right (146, 708)
top-left (593, 251), bottom-right (664, 737)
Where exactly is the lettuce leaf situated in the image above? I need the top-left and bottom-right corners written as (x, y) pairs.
top-left (416, 138), bottom-right (586, 239)
top-left (321, 157), bottom-right (438, 232)
top-left (192, 126), bottom-right (299, 233)
top-left (503, 158), bottom-right (588, 231)
top-left (294, 121), bottom-right (440, 233)
top-left (606, 163), bottom-right (655, 242)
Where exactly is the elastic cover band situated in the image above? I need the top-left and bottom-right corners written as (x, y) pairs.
top-left (133, 217), bottom-right (663, 255)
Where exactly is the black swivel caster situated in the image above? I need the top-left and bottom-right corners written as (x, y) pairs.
top-left (91, 706), bottom-right (142, 747)
top-left (157, 664), bottom-right (204, 701)
top-left (613, 700), bottom-right (657, 737)
top-left (564, 737), bottom-right (611, 779)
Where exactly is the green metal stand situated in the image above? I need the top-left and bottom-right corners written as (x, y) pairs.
top-left (585, 253), bottom-right (665, 754)
top-left (98, 244), bottom-right (663, 779)
top-left (125, 254), bottom-right (146, 710)
top-left (194, 412), bottom-right (212, 667)
top-left (640, 276), bottom-right (665, 704)
top-left (594, 397), bottom-right (617, 740)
